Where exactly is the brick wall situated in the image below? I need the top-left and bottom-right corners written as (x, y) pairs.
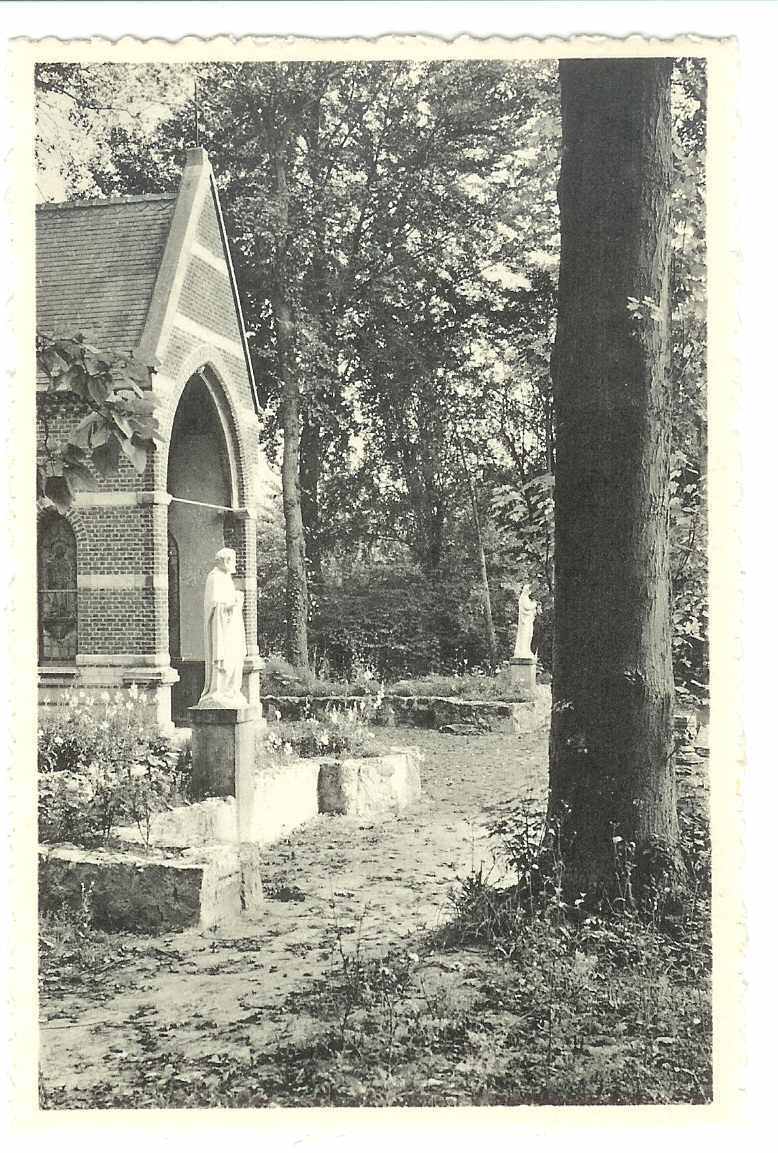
top-left (37, 177), bottom-right (262, 671)
top-left (37, 393), bottom-right (151, 492)
top-left (78, 588), bottom-right (159, 654)
top-left (195, 189), bottom-right (223, 260)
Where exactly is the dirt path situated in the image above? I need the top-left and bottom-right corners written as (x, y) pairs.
top-left (39, 728), bottom-right (548, 1102)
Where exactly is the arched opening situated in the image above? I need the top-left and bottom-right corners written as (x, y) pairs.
top-left (167, 371), bottom-right (236, 721)
top-left (167, 531), bottom-right (181, 663)
top-left (38, 512), bottom-right (78, 663)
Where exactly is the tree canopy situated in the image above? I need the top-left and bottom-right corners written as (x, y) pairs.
top-left (35, 58), bottom-right (707, 693)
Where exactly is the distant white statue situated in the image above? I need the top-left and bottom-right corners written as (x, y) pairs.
top-left (199, 547), bottom-right (248, 707)
top-left (513, 584), bottom-right (540, 660)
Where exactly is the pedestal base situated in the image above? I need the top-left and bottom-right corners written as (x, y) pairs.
top-left (509, 656), bottom-right (537, 697)
top-left (188, 704), bottom-right (259, 800)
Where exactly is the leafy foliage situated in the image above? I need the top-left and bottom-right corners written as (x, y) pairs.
top-left (38, 687), bottom-right (190, 848)
top-left (36, 333), bottom-right (163, 510)
top-left (260, 707), bottom-right (382, 762)
top-left (35, 59), bottom-right (708, 696)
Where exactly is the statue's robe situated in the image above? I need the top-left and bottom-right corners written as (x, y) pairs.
top-left (513, 591), bottom-right (537, 659)
top-left (201, 566), bottom-right (247, 704)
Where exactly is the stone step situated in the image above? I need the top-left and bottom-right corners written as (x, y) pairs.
top-left (38, 843), bottom-right (263, 932)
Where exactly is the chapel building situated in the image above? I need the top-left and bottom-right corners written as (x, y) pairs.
top-left (36, 148), bottom-right (265, 729)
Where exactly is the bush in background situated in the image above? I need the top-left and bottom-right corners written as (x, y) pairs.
top-left (260, 562), bottom-right (544, 683)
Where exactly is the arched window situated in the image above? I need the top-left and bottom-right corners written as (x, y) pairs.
top-left (38, 514), bottom-right (78, 663)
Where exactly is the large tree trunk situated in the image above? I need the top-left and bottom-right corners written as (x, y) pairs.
top-left (270, 134), bottom-right (310, 673)
top-left (276, 293), bottom-right (310, 671)
top-left (300, 407), bottom-right (323, 588)
top-left (548, 59), bottom-right (681, 903)
top-left (455, 430), bottom-right (498, 669)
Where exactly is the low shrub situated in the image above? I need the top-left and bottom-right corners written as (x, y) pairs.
top-left (389, 667), bottom-right (534, 701)
top-left (259, 699), bottom-right (384, 762)
top-left (38, 687), bottom-right (191, 849)
top-left (260, 653), bottom-right (380, 699)
top-left (262, 662), bottom-right (551, 704)
top-left (443, 788), bottom-right (711, 952)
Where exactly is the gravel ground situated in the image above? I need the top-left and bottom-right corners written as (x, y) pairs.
top-left (39, 727), bottom-right (549, 1101)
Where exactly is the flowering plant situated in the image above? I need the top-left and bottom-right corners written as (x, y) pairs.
top-left (38, 686), bottom-right (188, 848)
top-left (260, 698), bottom-right (382, 763)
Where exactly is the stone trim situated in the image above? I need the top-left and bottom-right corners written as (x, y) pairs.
top-left (77, 574), bottom-right (168, 591)
top-left (191, 241), bottom-right (229, 277)
top-left (74, 492), bottom-right (138, 508)
top-left (74, 490), bottom-right (172, 509)
top-left (170, 313), bottom-right (244, 362)
top-left (76, 653), bottom-right (171, 667)
top-left (159, 347), bottom-right (245, 508)
top-left (150, 372), bottom-right (176, 400)
top-left (38, 665), bottom-right (78, 684)
top-left (240, 406), bottom-right (261, 429)
top-left (139, 490), bottom-right (173, 506)
top-left (136, 146), bottom-right (210, 366)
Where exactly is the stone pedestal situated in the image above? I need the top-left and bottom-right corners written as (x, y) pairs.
top-left (509, 656), bottom-right (537, 697)
top-left (188, 704), bottom-right (259, 802)
top-left (242, 653), bottom-right (266, 728)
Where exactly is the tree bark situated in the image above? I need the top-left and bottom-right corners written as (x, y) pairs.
top-left (455, 430), bottom-right (498, 669)
top-left (548, 59), bottom-right (682, 903)
top-left (268, 125), bottom-right (310, 673)
top-left (275, 292), bottom-right (310, 671)
top-left (299, 408), bottom-right (323, 587)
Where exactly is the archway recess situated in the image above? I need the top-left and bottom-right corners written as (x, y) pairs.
top-left (167, 370), bottom-right (236, 717)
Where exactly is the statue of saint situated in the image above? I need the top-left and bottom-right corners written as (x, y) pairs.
top-left (198, 547), bottom-right (248, 708)
top-left (513, 584), bottom-right (540, 660)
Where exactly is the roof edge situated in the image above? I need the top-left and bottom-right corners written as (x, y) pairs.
top-left (36, 193), bottom-right (177, 213)
top-left (206, 169), bottom-right (260, 416)
top-left (135, 149), bottom-right (211, 366)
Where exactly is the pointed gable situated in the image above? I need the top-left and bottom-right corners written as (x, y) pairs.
top-left (137, 148), bottom-right (259, 416)
top-left (35, 148), bottom-right (259, 417)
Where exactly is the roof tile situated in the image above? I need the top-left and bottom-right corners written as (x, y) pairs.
top-left (36, 196), bottom-right (177, 352)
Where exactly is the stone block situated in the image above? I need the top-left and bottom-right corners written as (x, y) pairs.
top-left (38, 843), bottom-right (262, 931)
top-left (114, 756), bottom-right (322, 850)
top-left (247, 760), bottom-right (321, 844)
top-left (188, 704), bottom-right (259, 798)
top-left (511, 684), bottom-right (552, 735)
top-left (114, 797), bottom-right (238, 849)
top-left (388, 695), bottom-right (436, 727)
top-left (430, 697), bottom-right (512, 732)
top-left (318, 748), bottom-right (422, 817)
top-left (262, 694), bottom-right (363, 722)
top-left (509, 656), bottom-right (537, 696)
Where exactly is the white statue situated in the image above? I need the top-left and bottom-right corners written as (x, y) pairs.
top-left (513, 583), bottom-right (540, 660)
top-left (198, 547), bottom-right (248, 707)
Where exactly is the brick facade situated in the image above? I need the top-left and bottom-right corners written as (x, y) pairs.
top-left (37, 148), bottom-right (264, 730)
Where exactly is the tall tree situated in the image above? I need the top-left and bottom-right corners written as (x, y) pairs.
top-left (548, 58), bottom-right (683, 902)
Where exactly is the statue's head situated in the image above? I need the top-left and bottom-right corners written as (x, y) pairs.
top-left (215, 547), bottom-right (237, 574)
